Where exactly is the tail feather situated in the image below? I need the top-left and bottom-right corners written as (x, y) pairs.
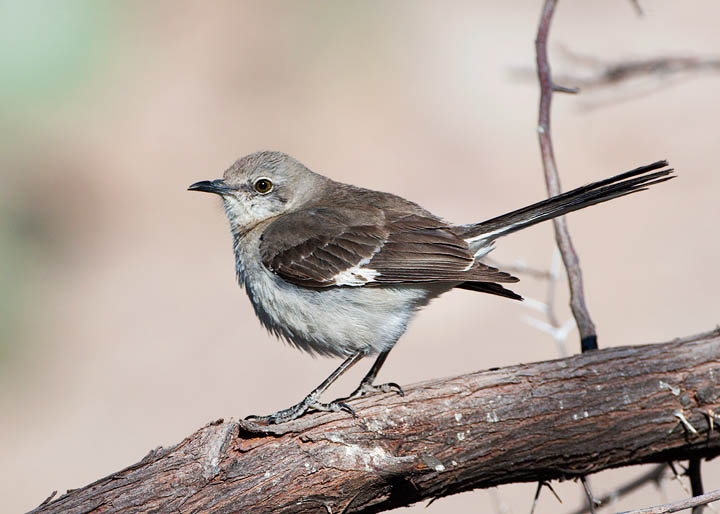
top-left (455, 281), bottom-right (523, 300)
top-left (458, 160), bottom-right (674, 245)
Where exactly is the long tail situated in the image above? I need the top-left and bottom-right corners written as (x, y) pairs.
top-left (458, 160), bottom-right (674, 247)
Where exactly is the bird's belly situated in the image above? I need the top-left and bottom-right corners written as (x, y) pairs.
top-left (242, 264), bottom-right (451, 357)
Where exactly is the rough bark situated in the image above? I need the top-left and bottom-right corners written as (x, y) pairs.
top-left (32, 329), bottom-right (720, 514)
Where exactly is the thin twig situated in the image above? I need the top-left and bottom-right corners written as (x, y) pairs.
top-left (520, 249), bottom-right (573, 357)
top-left (545, 248), bottom-right (561, 331)
top-left (530, 481), bottom-right (563, 514)
top-left (511, 52), bottom-right (720, 111)
top-left (628, 0), bottom-right (644, 16)
top-left (556, 51), bottom-right (720, 90)
top-left (485, 257), bottom-right (553, 280)
top-left (554, 51), bottom-right (720, 111)
top-left (580, 476), bottom-right (599, 513)
top-left (535, 0), bottom-right (597, 352)
top-left (488, 488), bottom-right (512, 514)
top-left (567, 464), bottom-right (666, 514)
top-left (689, 458), bottom-right (705, 514)
top-left (36, 491), bottom-right (58, 509)
top-left (669, 461), bottom-right (693, 497)
top-left (544, 248), bottom-right (572, 357)
top-left (529, 482), bottom-right (542, 514)
top-left (617, 488), bottom-right (720, 514)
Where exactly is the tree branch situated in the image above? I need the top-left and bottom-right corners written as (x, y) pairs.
top-left (32, 329), bottom-right (720, 514)
top-left (555, 52), bottom-right (720, 91)
top-left (535, 0), bottom-right (597, 352)
top-left (619, 488), bottom-right (720, 514)
top-left (568, 464), bottom-right (666, 514)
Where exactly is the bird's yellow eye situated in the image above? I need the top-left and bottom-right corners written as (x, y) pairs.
top-left (254, 178), bottom-right (273, 194)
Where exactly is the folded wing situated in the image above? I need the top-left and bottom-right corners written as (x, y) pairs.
top-left (259, 207), bottom-right (518, 288)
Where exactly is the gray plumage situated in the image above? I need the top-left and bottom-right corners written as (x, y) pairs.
top-left (189, 151), bottom-right (673, 423)
top-left (215, 152), bottom-right (524, 357)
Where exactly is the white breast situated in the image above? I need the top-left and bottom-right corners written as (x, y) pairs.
top-left (233, 234), bottom-right (452, 357)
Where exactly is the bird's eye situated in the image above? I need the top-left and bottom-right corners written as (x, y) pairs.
top-left (253, 178), bottom-right (273, 194)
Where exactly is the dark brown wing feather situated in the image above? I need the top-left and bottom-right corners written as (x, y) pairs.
top-left (455, 281), bottom-right (523, 300)
top-left (259, 207), bottom-right (518, 288)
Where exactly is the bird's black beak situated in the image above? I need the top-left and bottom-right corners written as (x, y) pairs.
top-left (188, 179), bottom-right (233, 195)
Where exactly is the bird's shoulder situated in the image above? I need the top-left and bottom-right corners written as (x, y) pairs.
top-left (321, 182), bottom-right (435, 217)
top-left (263, 179), bottom-right (444, 238)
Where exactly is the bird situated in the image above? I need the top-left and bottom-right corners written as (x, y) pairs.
top-left (189, 151), bottom-right (673, 424)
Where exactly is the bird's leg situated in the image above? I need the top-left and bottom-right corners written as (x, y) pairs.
top-left (345, 350), bottom-right (404, 400)
top-left (245, 351), bottom-right (365, 425)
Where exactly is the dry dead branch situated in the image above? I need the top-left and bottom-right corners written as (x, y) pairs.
top-left (31, 329), bottom-right (720, 513)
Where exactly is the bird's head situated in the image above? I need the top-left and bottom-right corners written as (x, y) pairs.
top-left (189, 151), bottom-right (325, 235)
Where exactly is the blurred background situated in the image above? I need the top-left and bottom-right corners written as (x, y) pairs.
top-left (2, 1), bottom-right (719, 512)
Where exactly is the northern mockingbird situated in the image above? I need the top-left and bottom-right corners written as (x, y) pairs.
top-left (189, 151), bottom-right (673, 424)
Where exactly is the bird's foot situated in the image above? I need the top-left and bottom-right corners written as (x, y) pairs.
top-left (245, 395), bottom-right (356, 425)
top-left (346, 381), bottom-right (404, 400)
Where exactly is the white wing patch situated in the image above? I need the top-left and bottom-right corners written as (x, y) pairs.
top-left (333, 266), bottom-right (380, 286)
top-left (471, 241), bottom-right (496, 259)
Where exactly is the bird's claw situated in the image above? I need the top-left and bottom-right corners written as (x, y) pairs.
top-left (347, 381), bottom-right (405, 400)
top-left (245, 397), bottom-right (356, 425)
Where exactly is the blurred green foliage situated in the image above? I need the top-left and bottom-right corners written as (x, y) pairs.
top-left (0, 0), bottom-right (116, 366)
top-left (0, 0), bottom-right (115, 120)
